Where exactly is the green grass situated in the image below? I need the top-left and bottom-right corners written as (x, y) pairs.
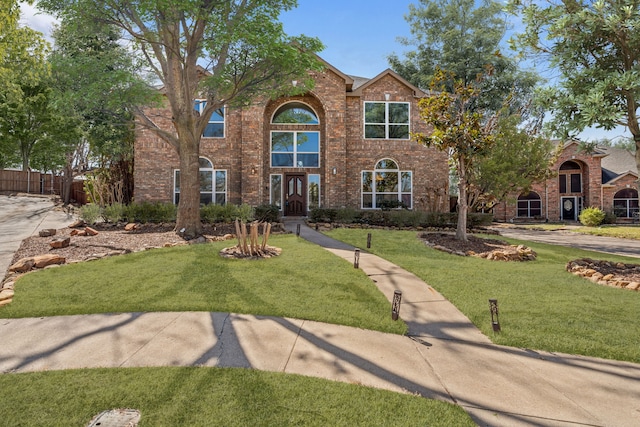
top-left (0, 367), bottom-right (473, 426)
top-left (521, 223), bottom-right (640, 239)
top-left (574, 225), bottom-right (640, 239)
top-left (326, 228), bottom-right (640, 363)
top-left (1, 235), bottom-right (406, 335)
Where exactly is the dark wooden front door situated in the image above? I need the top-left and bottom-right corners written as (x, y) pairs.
top-left (285, 174), bottom-right (306, 216)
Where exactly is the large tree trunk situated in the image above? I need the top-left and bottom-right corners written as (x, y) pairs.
top-left (174, 130), bottom-right (202, 239)
top-left (456, 156), bottom-right (469, 241)
top-left (61, 164), bottom-right (73, 205)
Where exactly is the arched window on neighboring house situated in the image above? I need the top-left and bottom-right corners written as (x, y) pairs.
top-left (174, 157), bottom-right (227, 205)
top-left (559, 160), bottom-right (582, 194)
top-left (361, 159), bottom-right (412, 209)
top-left (613, 188), bottom-right (639, 218)
top-left (517, 191), bottom-right (542, 218)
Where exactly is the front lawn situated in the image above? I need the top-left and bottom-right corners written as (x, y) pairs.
top-left (326, 228), bottom-right (640, 363)
top-left (0, 367), bottom-right (473, 426)
top-left (1, 235), bottom-right (406, 335)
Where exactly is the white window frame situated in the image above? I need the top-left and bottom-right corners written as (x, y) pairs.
top-left (363, 101), bottom-right (410, 140)
top-left (308, 174), bottom-right (321, 210)
top-left (613, 189), bottom-right (639, 218)
top-left (270, 131), bottom-right (320, 168)
top-left (194, 99), bottom-right (225, 138)
top-left (270, 174), bottom-right (283, 210)
top-left (517, 192), bottom-right (542, 218)
top-left (173, 157), bottom-right (227, 205)
top-left (361, 159), bottom-right (413, 209)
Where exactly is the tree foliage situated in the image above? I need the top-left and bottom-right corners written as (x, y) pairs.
top-left (39, 0), bottom-right (324, 238)
top-left (48, 15), bottom-right (154, 203)
top-left (0, 0), bottom-right (51, 170)
top-left (389, 0), bottom-right (538, 112)
top-left (509, 0), bottom-right (640, 185)
top-left (469, 114), bottom-right (557, 210)
top-left (415, 70), bottom-right (499, 240)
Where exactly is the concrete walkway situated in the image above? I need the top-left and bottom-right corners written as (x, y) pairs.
top-left (1, 211), bottom-right (639, 426)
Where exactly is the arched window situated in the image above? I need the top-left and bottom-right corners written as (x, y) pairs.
top-left (270, 102), bottom-right (320, 168)
top-left (613, 188), bottom-right (639, 218)
top-left (362, 159), bottom-right (412, 209)
top-left (559, 161), bottom-right (582, 194)
top-left (517, 191), bottom-right (542, 218)
top-left (174, 157), bottom-right (227, 205)
top-left (272, 102), bottom-right (319, 124)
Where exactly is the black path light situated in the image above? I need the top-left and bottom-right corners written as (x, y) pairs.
top-left (392, 290), bottom-right (402, 320)
top-left (489, 299), bottom-right (501, 332)
top-left (367, 232), bottom-right (372, 249)
top-left (353, 248), bottom-right (360, 268)
top-left (296, 223), bottom-right (301, 237)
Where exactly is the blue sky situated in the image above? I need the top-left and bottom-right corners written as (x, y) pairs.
top-left (19, 0), bottom-right (629, 141)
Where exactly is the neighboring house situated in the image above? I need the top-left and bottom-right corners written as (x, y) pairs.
top-left (134, 57), bottom-right (450, 216)
top-left (494, 141), bottom-right (639, 222)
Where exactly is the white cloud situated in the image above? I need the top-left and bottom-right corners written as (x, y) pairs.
top-left (19, 2), bottom-right (58, 40)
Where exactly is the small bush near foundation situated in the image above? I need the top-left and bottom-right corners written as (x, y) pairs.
top-left (579, 207), bottom-right (606, 227)
top-left (124, 202), bottom-right (177, 223)
top-left (102, 202), bottom-right (125, 223)
top-left (254, 204), bottom-right (281, 222)
top-left (201, 203), bottom-right (253, 223)
top-left (79, 204), bottom-right (101, 224)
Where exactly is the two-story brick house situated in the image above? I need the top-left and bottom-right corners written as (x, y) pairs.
top-left (494, 140), bottom-right (639, 222)
top-left (134, 57), bottom-right (450, 216)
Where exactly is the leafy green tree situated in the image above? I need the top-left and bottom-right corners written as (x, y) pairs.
top-left (469, 114), bottom-right (557, 211)
top-left (509, 0), bottom-right (640, 186)
top-left (415, 70), bottom-right (499, 241)
top-left (47, 15), bottom-right (153, 203)
top-left (0, 0), bottom-right (51, 170)
top-left (39, 0), bottom-right (324, 238)
top-left (389, 0), bottom-right (537, 112)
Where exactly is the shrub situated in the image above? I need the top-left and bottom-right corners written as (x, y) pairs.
top-left (124, 202), bottom-right (177, 223)
top-left (79, 204), bottom-right (101, 225)
top-left (254, 204), bottom-right (280, 222)
top-left (102, 203), bottom-right (125, 223)
top-left (579, 207), bottom-right (606, 227)
top-left (201, 204), bottom-right (254, 223)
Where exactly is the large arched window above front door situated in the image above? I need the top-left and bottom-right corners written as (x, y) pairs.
top-left (174, 157), bottom-right (227, 205)
top-left (272, 102), bottom-right (319, 124)
top-left (270, 102), bottom-right (320, 168)
top-left (362, 159), bottom-right (412, 209)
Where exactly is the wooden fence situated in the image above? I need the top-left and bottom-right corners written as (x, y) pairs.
top-left (0, 170), bottom-right (87, 204)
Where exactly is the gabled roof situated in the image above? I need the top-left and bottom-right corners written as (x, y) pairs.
top-left (347, 69), bottom-right (426, 98)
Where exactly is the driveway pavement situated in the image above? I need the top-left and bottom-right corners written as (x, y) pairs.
top-left (0, 194), bottom-right (75, 282)
top-left (490, 224), bottom-right (640, 258)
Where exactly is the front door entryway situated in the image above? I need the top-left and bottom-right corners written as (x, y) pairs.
top-left (285, 174), bottom-right (306, 216)
top-left (561, 196), bottom-right (577, 221)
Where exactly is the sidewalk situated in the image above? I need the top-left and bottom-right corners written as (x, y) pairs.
top-left (1, 218), bottom-right (639, 426)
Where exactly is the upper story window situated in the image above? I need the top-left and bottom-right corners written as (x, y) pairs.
top-left (559, 160), bottom-right (582, 194)
top-left (194, 100), bottom-right (225, 138)
top-left (270, 102), bottom-right (320, 168)
top-left (272, 102), bottom-right (318, 124)
top-left (364, 101), bottom-right (410, 139)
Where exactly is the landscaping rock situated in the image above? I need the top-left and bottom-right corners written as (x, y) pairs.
top-left (124, 223), bottom-right (139, 231)
top-left (9, 257), bottom-right (35, 273)
top-left (85, 227), bottom-right (99, 236)
top-left (0, 289), bottom-right (14, 301)
top-left (32, 254), bottom-right (66, 268)
top-left (38, 228), bottom-right (57, 237)
top-left (0, 299), bottom-right (12, 307)
top-left (50, 237), bottom-right (71, 249)
top-left (566, 259), bottom-right (640, 292)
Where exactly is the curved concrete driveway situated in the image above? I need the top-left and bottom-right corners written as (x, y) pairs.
top-left (0, 194), bottom-right (75, 282)
top-left (491, 225), bottom-right (640, 259)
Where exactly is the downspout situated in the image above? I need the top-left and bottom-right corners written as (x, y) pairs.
top-left (545, 182), bottom-right (549, 221)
